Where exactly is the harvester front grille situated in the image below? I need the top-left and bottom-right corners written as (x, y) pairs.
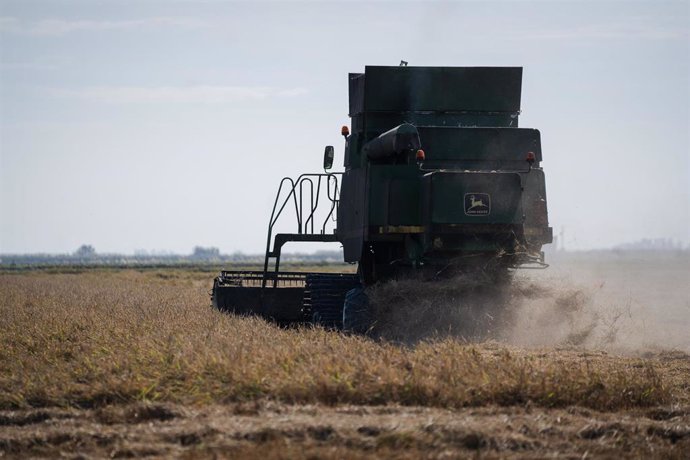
top-left (213, 271), bottom-right (359, 327)
top-left (217, 270), bottom-right (309, 288)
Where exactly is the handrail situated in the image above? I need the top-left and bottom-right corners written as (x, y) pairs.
top-left (300, 177), bottom-right (315, 234)
top-left (262, 173), bottom-right (342, 287)
top-left (323, 175), bottom-right (339, 234)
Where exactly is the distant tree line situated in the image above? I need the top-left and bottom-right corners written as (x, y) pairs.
top-left (614, 238), bottom-right (687, 251)
top-left (0, 245), bottom-right (345, 267)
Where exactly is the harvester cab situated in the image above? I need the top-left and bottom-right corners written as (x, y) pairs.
top-left (212, 65), bottom-right (552, 330)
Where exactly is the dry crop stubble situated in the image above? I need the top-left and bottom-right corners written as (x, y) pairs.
top-left (0, 270), bottom-right (679, 410)
top-left (0, 268), bottom-right (689, 458)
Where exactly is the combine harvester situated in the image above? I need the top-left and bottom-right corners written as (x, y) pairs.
top-left (212, 65), bottom-right (552, 331)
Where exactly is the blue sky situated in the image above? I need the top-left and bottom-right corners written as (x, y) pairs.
top-left (1, 0), bottom-right (688, 254)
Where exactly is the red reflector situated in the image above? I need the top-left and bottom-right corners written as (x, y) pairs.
top-left (416, 149), bottom-right (425, 161)
top-left (526, 151), bottom-right (536, 164)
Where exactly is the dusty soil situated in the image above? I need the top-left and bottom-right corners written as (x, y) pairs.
top-left (1, 402), bottom-right (689, 459)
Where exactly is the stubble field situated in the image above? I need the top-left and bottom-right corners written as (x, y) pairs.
top-left (1, 253), bottom-right (688, 458)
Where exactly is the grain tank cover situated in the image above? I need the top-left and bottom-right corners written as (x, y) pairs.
top-left (349, 66), bottom-right (522, 115)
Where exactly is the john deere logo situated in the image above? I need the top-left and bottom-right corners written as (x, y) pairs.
top-left (464, 193), bottom-right (490, 216)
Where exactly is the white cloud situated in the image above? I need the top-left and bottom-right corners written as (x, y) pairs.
top-left (0, 16), bottom-right (208, 36)
top-left (48, 85), bottom-right (309, 104)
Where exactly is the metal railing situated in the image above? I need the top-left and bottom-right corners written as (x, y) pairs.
top-left (262, 173), bottom-right (342, 287)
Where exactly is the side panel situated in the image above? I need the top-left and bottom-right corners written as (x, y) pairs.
top-left (388, 179), bottom-right (421, 225)
top-left (362, 66), bottom-right (522, 113)
top-left (418, 127), bottom-right (541, 164)
top-left (212, 285), bottom-right (305, 323)
top-left (520, 169), bottom-right (553, 245)
top-left (348, 73), bottom-right (365, 116)
top-left (338, 168), bottom-right (367, 262)
top-left (423, 172), bottom-right (524, 225)
top-left (367, 165), bottom-right (422, 227)
top-left (348, 67), bottom-right (525, 165)
top-left (360, 113), bottom-right (519, 139)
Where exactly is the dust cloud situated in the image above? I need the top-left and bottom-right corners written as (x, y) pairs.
top-left (366, 251), bottom-right (690, 353)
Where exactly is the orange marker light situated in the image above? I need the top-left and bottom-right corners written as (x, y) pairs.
top-left (341, 125), bottom-right (350, 137)
top-left (416, 149), bottom-right (426, 161)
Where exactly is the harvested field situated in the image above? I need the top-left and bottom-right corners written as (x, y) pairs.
top-left (2, 402), bottom-right (689, 459)
top-left (1, 253), bottom-right (689, 458)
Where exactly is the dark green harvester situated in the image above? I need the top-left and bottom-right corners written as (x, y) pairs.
top-left (212, 65), bottom-right (552, 330)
